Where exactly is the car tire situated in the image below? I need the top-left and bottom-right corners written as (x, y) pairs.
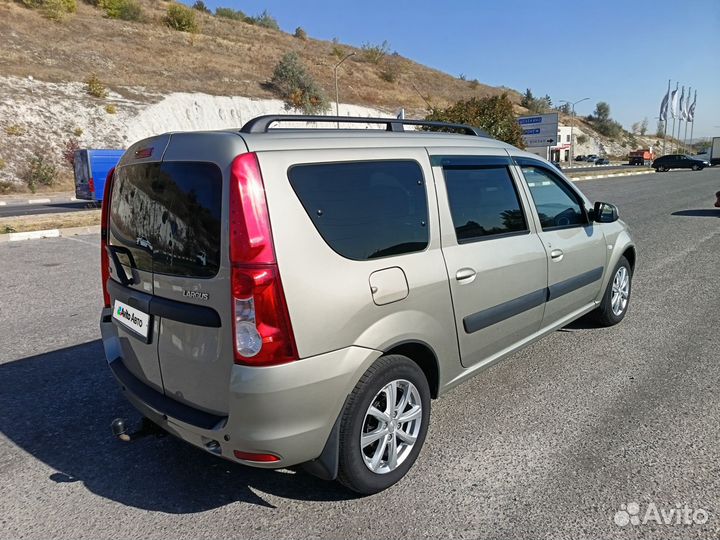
top-left (337, 354), bottom-right (431, 495)
top-left (692, 164), bottom-right (700, 171)
top-left (592, 256), bottom-right (632, 327)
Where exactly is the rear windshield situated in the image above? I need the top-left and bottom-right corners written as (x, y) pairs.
top-left (289, 160), bottom-right (429, 260)
top-left (109, 162), bottom-right (222, 278)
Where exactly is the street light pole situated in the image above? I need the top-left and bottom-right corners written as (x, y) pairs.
top-left (334, 52), bottom-right (355, 127)
top-left (560, 97), bottom-right (589, 162)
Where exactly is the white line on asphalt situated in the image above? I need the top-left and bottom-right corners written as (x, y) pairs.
top-left (27, 198), bottom-right (51, 204)
top-left (0, 201), bottom-right (5, 206)
top-left (63, 235), bottom-right (98, 247)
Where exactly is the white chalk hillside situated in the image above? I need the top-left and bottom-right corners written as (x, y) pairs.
top-left (0, 76), bottom-right (393, 185)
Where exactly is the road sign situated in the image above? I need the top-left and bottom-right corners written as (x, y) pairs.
top-left (517, 113), bottom-right (558, 148)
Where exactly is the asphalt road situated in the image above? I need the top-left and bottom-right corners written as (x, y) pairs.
top-left (1, 169), bottom-right (719, 539)
top-left (0, 200), bottom-right (98, 218)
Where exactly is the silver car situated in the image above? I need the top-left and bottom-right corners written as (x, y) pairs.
top-left (100, 115), bottom-right (635, 494)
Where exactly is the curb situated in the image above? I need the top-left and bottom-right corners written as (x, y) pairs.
top-left (571, 170), bottom-right (655, 182)
top-left (0, 225), bottom-right (100, 243)
top-left (0, 194), bottom-right (79, 207)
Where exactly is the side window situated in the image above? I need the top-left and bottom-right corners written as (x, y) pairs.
top-left (288, 160), bottom-right (428, 260)
top-left (443, 165), bottom-right (528, 243)
top-left (519, 164), bottom-right (586, 230)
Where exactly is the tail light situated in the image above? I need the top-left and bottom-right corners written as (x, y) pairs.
top-left (100, 167), bottom-right (115, 308)
top-left (88, 177), bottom-right (95, 196)
top-left (229, 152), bottom-right (298, 367)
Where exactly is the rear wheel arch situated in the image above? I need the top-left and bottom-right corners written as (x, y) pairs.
top-left (384, 341), bottom-right (440, 399)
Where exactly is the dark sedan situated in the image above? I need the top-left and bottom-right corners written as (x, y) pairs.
top-left (652, 154), bottom-right (709, 172)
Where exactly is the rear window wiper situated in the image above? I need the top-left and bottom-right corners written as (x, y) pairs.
top-left (106, 245), bottom-right (138, 286)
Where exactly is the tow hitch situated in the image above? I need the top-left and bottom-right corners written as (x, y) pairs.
top-left (111, 417), bottom-right (164, 442)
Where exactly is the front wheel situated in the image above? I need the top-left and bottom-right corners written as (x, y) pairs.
top-left (337, 355), bottom-right (431, 495)
top-left (691, 164), bottom-right (701, 171)
top-left (592, 256), bottom-right (632, 326)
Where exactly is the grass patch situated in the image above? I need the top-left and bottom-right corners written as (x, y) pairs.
top-left (0, 209), bottom-right (101, 234)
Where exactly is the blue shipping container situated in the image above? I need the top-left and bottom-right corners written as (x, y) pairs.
top-left (73, 149), bottom-right (125, 202)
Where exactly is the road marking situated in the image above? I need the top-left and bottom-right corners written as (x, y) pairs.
top-left (63, 235), bottom-right (98, 247)
top-left (0, 201), bottom-right (5, 206)
top-left (27, 198), bottom-right (51, 204)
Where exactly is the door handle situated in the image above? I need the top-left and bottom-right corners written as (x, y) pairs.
top-left (550, 248), bottom-right (564, 261)
top-left (455, 268), bottom-right (477, 282)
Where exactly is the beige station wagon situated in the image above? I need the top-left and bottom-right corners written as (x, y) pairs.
top-left (100, 115), bottom-right (635, 494)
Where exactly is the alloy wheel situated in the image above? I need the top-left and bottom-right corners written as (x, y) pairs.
top-left (360, 379), bottom-right (423, 474)
top-left (611, 266), bottom-right (630, 316)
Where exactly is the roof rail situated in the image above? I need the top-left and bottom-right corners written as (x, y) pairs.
top-left (239, 115), bottom-right (490, 137)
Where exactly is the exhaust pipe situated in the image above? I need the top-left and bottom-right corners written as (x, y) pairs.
top-left (111, 417), bottom-right (164, 442)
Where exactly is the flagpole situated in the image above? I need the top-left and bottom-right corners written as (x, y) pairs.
top-left (683, 86), bottom-right (691, 152)
top-left (689, 90), bottom-right (696, 153)
top-left (670, 82), bottom-right (678, 153)
top-left (662, 79), bottom-right (670, 155)
top-left (677, 86), bottom-right (684, 154)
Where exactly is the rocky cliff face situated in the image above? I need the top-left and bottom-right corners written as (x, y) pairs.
top-left (0, 75), bottom-right (392, 188)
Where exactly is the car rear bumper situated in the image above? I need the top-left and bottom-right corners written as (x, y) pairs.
top-left (100, 308), bottom-right (381, 468)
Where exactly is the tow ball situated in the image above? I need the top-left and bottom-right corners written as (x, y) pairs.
top-left (111, 417), bottom-right (164, 442)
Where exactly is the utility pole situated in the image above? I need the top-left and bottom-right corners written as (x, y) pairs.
top-left (559, 97), bottom-right (589, 162)
top-left (334, 52), bottom-right (355, 127)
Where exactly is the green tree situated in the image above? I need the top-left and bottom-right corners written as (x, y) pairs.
top-left (425, 94), bottom-right (525, 148)
top-left (640, 117), bottom-right (648, 136)
top-left (191, 0), bottom-right (210, 13)
top-left (270, 52), bottom-right (328, 114)
top-left (656, 120), bottom-right (665, 137)
top-left (594, 102), bottom-right (611, 122)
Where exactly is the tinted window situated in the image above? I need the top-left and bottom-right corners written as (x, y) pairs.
top-left (289, 160), bottom-right (428, 260)
top-left (520, 165), bottom-right (585, 230)
top-left (444, 166), bottom-right (527, 242)
top-left (109, 162), bottom-right (222, 277)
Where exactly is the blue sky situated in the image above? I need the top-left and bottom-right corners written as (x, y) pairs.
top-left (195, 0), bottom-right (719, 138)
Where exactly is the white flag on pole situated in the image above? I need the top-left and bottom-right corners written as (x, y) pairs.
top-left (670, 88), bottom-right (679, 119)
top-left (688, 91), bottom-right (697, 122)
top-left (679, 87), bottom-right (686, 120)
top-left (659, 88), bottom-right (670, 121)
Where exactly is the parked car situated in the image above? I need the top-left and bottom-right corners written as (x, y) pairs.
top-left (73, 148), bottom-right (125, 203)
top-left (652, 154), bottom-right (709, 172)
top-left (585, 154), bottom-right (598, 163)
top-left (595, 158), bottom-right (610, 165)
top-left (100, 115), bottom-right (636, 495)
top-left (575, 155), bottom-right (586, 161)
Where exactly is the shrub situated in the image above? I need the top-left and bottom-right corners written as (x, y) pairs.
top-left (21, 0), bottom-right (77, 20)
top-left (73, 127), bottom-right (83, 137)
top-left (0, 158), bottom-right (6, 170)
top-left (361, 40), bottom-right (389, 64)
top-left (331, 44), bottom-right (346, 59)
top-left (458, 73), bottom-right (466, 81)
top-left (100, 0), bottom-right (142, 21)
top-left (215, 6), bottom-right (245, 20)
top-left (270, 52), bottom-right (328, 115)
top-left (62, 138), bottom-right (80, 167)
top-left (468, 78), bottom-right (479, 88)
top-left (379, 68), bottom-right (397, 83)
top-left (191, 0), bottom-right (210, 13)
top-left (425, 94), bottom-right (525, 148)
top-left (0, 181), bottom-right (15, 195)
top-left (22, 152), bottom-right (58, 193)
top-left (576, 134), bottom-right (588, 145)
top-left (105, 103), bottom-right (117, 114)
top-left (85, 73), bottom-right (108, 98)
top-left (5, 124), bottom-right (25, 136)
top-left (165, 3), bottom-right (198, 32)
top-left (294, 26), bottom-right (307, 40)
top-left (247, 9), bottom-right (279, 29)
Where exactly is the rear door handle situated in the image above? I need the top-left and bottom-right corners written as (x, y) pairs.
top-left (550, 248), bottom-right (564, 261)
top-left (455, 268), bottom-right (477, 283)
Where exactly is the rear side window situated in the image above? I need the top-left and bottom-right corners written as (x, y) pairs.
top-left (289, 160), bottom-right (428, 260)
top-left (443, 166), bottom-right (528, 242)
top-left (109, 162), bottom-right (222, 277)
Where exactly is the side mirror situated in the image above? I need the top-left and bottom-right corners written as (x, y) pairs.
top-left (593, 201), bottom-right (619, 223)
